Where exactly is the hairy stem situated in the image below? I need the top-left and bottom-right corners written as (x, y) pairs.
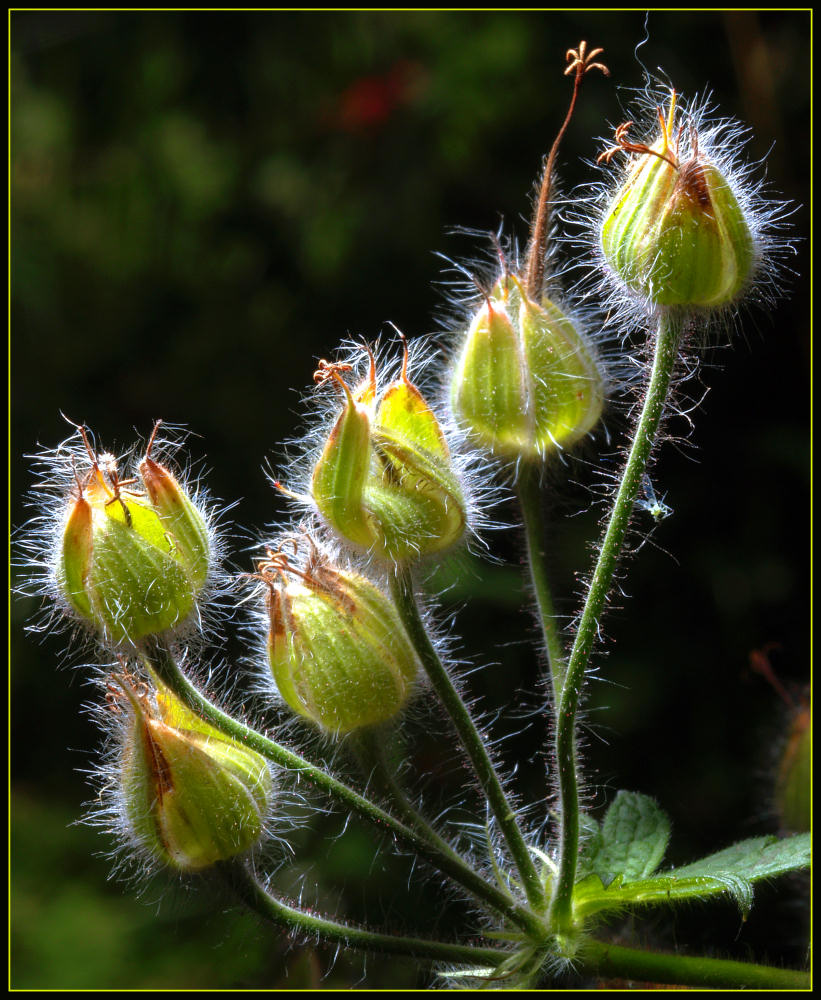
top-left (516, 462), bottom-right (567, 695)
top-left (580, 939), bottom-right (810, 990)
top-left (140, 636), bottom-right (542, 937)
top-left (524, 59), bottom-right (586, 299)
top-left (222, 859), bottom-right (508, 967)
top-left (389, 566), bottom-right (545, 914)
top-left (551, 311), bottom-right (684, 930)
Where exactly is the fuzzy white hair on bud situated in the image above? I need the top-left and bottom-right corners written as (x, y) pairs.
top-left (568, 83), bottom-right (796, 334)
top-left (266, 333), bottom-right (502, 567)
top-left (79, 658), bottom-right (291, 885)
top-left (17, 419), bottom-right (232, 652)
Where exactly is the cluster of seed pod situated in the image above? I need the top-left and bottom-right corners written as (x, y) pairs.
top-left (30, 48), bottom-right (767, 882)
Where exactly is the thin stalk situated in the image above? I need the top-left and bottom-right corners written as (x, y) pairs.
top-left (516, 462), bottom-right (567, 695)
top-left (580, 938), bottom-right (810, 990)
top-left (524, 41), bottom-right (608, 299)
top-left (140, 636), bottom-right (542, 938)
top-left (349, 727), bottom-right (457, 859)
top-left (551, 312), bottom-right (684, 930)
top-left (389, 566), bottom-right (545, 914)
top-left (222, 858), bottom-right (507, 968)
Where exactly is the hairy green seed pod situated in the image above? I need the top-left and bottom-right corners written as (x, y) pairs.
top-left (311, 349), bottom-right (467, 563)
top-left (600, 93), bottom-right (755, 308)
top-left (57, 431), bottom-right (211, 644)
top-left (118, 678), bottom-right (272, 871)
top-left (451, 274), bottom-right (604, 460)
top-left (259, 541), bottom-right (420, 734)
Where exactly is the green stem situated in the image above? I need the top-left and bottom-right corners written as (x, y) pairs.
top-left (551, 312), bottom-right (684, 931)
top-left (389, 566), bottom-right (545, 915)
top-left (140, 636), bottom-right (541, 938)
top-left (222, 858), bottom-right (507, 968)
top-left (581, 939), bottom-right (810, 990)
top-left (349, 727), bottom-right (457, 859)
top-left (516, 462), bottom-right (567, 695)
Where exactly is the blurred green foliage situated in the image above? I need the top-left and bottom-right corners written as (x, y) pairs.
top-left (12, 11), bottom-right (809, 988)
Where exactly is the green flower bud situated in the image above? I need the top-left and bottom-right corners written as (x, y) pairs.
top-left (310, 347), bottom-right (467, 563)
top-left (57, 425), bottom-right (211, 644)
top-left (599, 92), bottom-right (755, 308)
top-left (257, 537), bottom-right (420, 734)
top-left (116, 675), bottom-right (272, 871)
top-left (451, 274), bottom-right (605, 460)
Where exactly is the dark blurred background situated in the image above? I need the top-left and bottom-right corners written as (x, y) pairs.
top-left (11, 11), bottom-right (809, 988)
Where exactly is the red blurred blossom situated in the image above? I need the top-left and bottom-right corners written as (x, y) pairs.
top-left (331, 60), bottom-right (424, 133)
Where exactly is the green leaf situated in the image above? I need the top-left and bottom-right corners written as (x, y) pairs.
top-left (573, 833), bottom-right (810, 921)
top-left (576, 813), bottom-right (603, 879)
top-left (674, 832), bottom-right (811, 882)
top-left (592, 791), bottom-right (671, 881)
